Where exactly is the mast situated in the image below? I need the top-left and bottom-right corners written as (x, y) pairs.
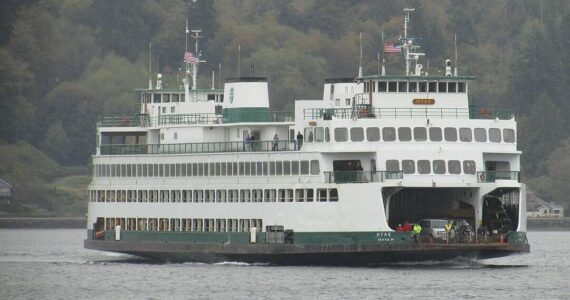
top-left (191, 29), bottom-right (203, 92)
top-left (358, 32), bottom-right (363, 77)
top-left (183, 20), bottom-right (190, 103)
top-left (403, 8), bottom-right (414, 75)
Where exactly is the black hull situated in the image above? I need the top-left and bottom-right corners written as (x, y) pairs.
top-left (84, 239), bottom-right (530, 266)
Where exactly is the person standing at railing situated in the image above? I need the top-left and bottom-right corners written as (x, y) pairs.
top-left (296, 131), bottom-right (303, 150)
top-left (272, 133), bottom-right (279, 151)
top-left (250, 134), bottom-right (256, 151)
top-left (244, 133), bottom-right (251, 151)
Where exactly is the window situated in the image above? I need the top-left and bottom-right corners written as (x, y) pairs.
top-left (428, 81), bottom-right (437, 92)
top-left (463, 160), bottom-right (476, 174)
top-left (173, 132), bottom-right (178, 140)
top-left (448, 82), bottom-right (457, 93)
top-left (269, 161), bottom-right (275, 175)
top-left (429, 127), bottom-right (442, 141)
top-left (276, 161), bottom-right (282, 175)
top-left (417, 160), bottom-right (431, 174)
top-left (153, 93), bottom-right (161, 103)
top-left (398, 81), bottom-right (408, 92)
top-left (386, 160), bottom-right (400, 172)
top-left (335, 99), bottom-right (340, 106)
top-left (448, 160), bottom-right (461, 174)
top-left (162, 107), bottom-right (166, 114)
top-left (291, 161), bottom-right (299, 175)
top-left (414, 127), bottom-right (427, 141)
top-left (474, 128), bottom-right (487, 142)
top-left (310, 160), bottom-right (320, 175)
top-left (345, 98), bottom-right (351, 106)
top-left (433, 160), bottom-right (446, 174)
top-left (283, 161), bottom-right (291, 175)
top-left (314, 127), bottom-right (324, 142)
top-left (459, 128), bottom-right (472, 142)
top-left (438, 82), bottom-right (447, 93)
top-left (301, 161), bottom-right (310, 174)
top-left (503, 129), bottom-right (515, 143)
top-left (489, 128), bottom-right (501, 143)
top-left (458, 82), bottom-right (466, 93)
top-left (398, 127), bottom-right (412, 141)
top-left (409, 82), bottom-right (418, 92)
top-left (325, 128), bottom-right (330, 142)
top-left (402, 160), bottom-right (415, 174)
top-left (382, 127), bottom-right (396, 141)
top-left (366, 127), bottom-right (380, 141)
top-left (163, 94), bottom-right (170, 102)
top-left (378, 81), bottom-right (387, 92)
top-left (329, 189), bottom-right (339, 202)
top-left (305, 128), bottom-right (314, 142)
top-left (334, 128), bottom-right (348, 142)
top-left (172, 94), bottom-right (179, 102)
top-left (317, 189), bottom-right (327, 202)
top-left (160, 133), bottom-right (164, 140)
top-left (350, 127), bottom-right (364, 142)
top-left (170, 106), bottom-right (175, 113)
top-left (388, 81), bottom-right (397, 92)
top-left (180, 94), bottom-right (185, 102)
top-left (444, 127), bottom-right (457, 142)
top-left (419, 81), bottom-right (427, 92)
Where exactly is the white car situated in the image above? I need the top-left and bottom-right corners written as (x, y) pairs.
top-left (418, 219), bottom-right (449, 240)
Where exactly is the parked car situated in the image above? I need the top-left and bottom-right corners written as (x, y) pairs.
top-left (418, 219), bottom-right (448, 240)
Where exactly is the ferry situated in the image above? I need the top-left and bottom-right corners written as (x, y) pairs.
top-left (84, 11), bottom-right (530, 265)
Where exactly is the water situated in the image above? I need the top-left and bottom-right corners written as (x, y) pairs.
top-left (1, 230), bottom-right (569, 299)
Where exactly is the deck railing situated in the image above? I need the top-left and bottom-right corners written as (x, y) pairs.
top-left (323, 171), bottom-right (403, 183)
top-left (100, 140), bottom-right (298, 155)
top-left (98, 111), bottom-right (294, 128)
top-left (304, 107), bottom-right (515, 120)
top-left (477, 171), bottom-right (520, 183)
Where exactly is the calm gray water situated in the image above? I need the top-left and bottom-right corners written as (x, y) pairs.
top-left (0, 229), bottom-right (568, 299)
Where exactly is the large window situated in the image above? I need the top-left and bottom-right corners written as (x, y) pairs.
top-left (429, 127), bottom-right (442, 142)
top-left (417, 160), bottom-right (431, 174)
top-left (366, 127), bottom-right (380, 141)
top-left (386, 160), bottom-right (400, 171)
top-left (414, 127), bottom-right (427, 141)
top-left (463, 160), bottom-right (476, 174)
top-left (398, 127), bottom-right (412, 141)
top-left (433, 160), bottom-right (446, 174)
top-left (448, 160), bottom-right (461, 174)
top-left (503, 129), bottom-right (515, 143)
top-left (459, 128), bottom-right (472, 142)
top-left (489, 128), bottom-right (501, 143)
top-left (350, 127), bottom-right (364, 142)
top-left (315, 127), bottom-right (325, 142)
top-left (474, 128), bottom-right (487, 142)
top-left (444, 127), bottom-right (457, 142)
top-left (334, 128), bottom-right (348, 142)
top-left (402, 160), bottom-right (415, 174)
top-left (382, 127), bottom-right (396, 141)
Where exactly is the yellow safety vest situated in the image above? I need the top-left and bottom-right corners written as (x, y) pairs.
top-left (413, 224), bottom-right (421, 234)
top-left (445, 223), bottom-right (453, 232)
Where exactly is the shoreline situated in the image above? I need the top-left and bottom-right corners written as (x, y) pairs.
top-left (0, 217), bottom-right (568, 230)
top-left (0, 218), bottom-right (86, 229)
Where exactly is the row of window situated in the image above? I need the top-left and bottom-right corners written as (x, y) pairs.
top-left (142, 93), bottom-right (222, 104)
top-left (304, 126), bottom-right (515, 144)
top-left (386, 159), bottom-right (477, 175)
top-left (364, 81), bottom-right (467, 94)
top-left (90, 188), bottom-right (339, 203)
top-left (104, 217), bottom-right (261, 233)
top-left (94, 160), bottom-right (321, 178)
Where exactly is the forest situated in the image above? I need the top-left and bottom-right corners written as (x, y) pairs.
top-left (1, 0), bottom-right (570, 216)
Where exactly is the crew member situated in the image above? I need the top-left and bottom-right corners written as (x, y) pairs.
top-left (445, 220), bottom-right (454, 244)
top-left (296, 131), bottom-right (303, 150)
top-left (413, 223), bottom-right (422, 243)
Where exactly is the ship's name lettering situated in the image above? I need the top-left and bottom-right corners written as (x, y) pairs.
top-left (413, 98), bottom-right (435, 105)
top-left (376, 232), bottom-right (394, 242)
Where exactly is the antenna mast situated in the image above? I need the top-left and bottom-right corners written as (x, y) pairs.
top-left (358, 32), bottom-right (363, 77)
top-left (191, 29), bottom-right (203, 91)
top-left (403, 8), bottom-right (414, 75)
top-left (148, 43), bottom-right (153, 89)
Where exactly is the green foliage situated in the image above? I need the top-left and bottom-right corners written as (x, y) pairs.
top-left (2, 0), bottom-right (570, 214)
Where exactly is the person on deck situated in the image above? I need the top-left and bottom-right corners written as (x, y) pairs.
top-left (396, 224), bottom-right (403, 232)
top-left (296, 131), bottom-right (303, 150)
top-left (272, 133), bottom-right (279, 151)
top-left (244, 133), bottom-right (251, 151)
top-left (402, 221), bottom-right (412, 232)
top-left (413, 223), bottom-right (422, 243)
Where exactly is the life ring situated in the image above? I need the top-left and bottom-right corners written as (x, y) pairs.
top-left (479, 172), bottom-right (485, 182)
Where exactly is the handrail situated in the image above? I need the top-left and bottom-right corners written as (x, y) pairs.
top-left (304, 107), bottom-right (515, 120)
top-left (323, 171), bottom-right (403, 183)
top-left (477, 171), bottom-right (520, 183)
top-left (98, 111), bottom-right (294, 128)
top-left (100, 139), bottom-right (298, 155)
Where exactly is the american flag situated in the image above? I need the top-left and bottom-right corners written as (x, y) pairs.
top-left (383, 44), bottom-right (401, 54)
top-left (184, 51), bottom-right (199, 64)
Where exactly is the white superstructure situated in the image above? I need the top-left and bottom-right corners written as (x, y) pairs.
top-left (87, 13), bottom-right (526, 248)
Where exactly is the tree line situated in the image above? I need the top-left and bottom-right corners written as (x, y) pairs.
top-left (1, 0), bottom-right (570, 210)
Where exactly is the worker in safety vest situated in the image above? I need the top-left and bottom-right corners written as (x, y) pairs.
top-left (413, 224), bottom-right (422, 242)
top-left (445, 221), bottom-right (454, 244)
